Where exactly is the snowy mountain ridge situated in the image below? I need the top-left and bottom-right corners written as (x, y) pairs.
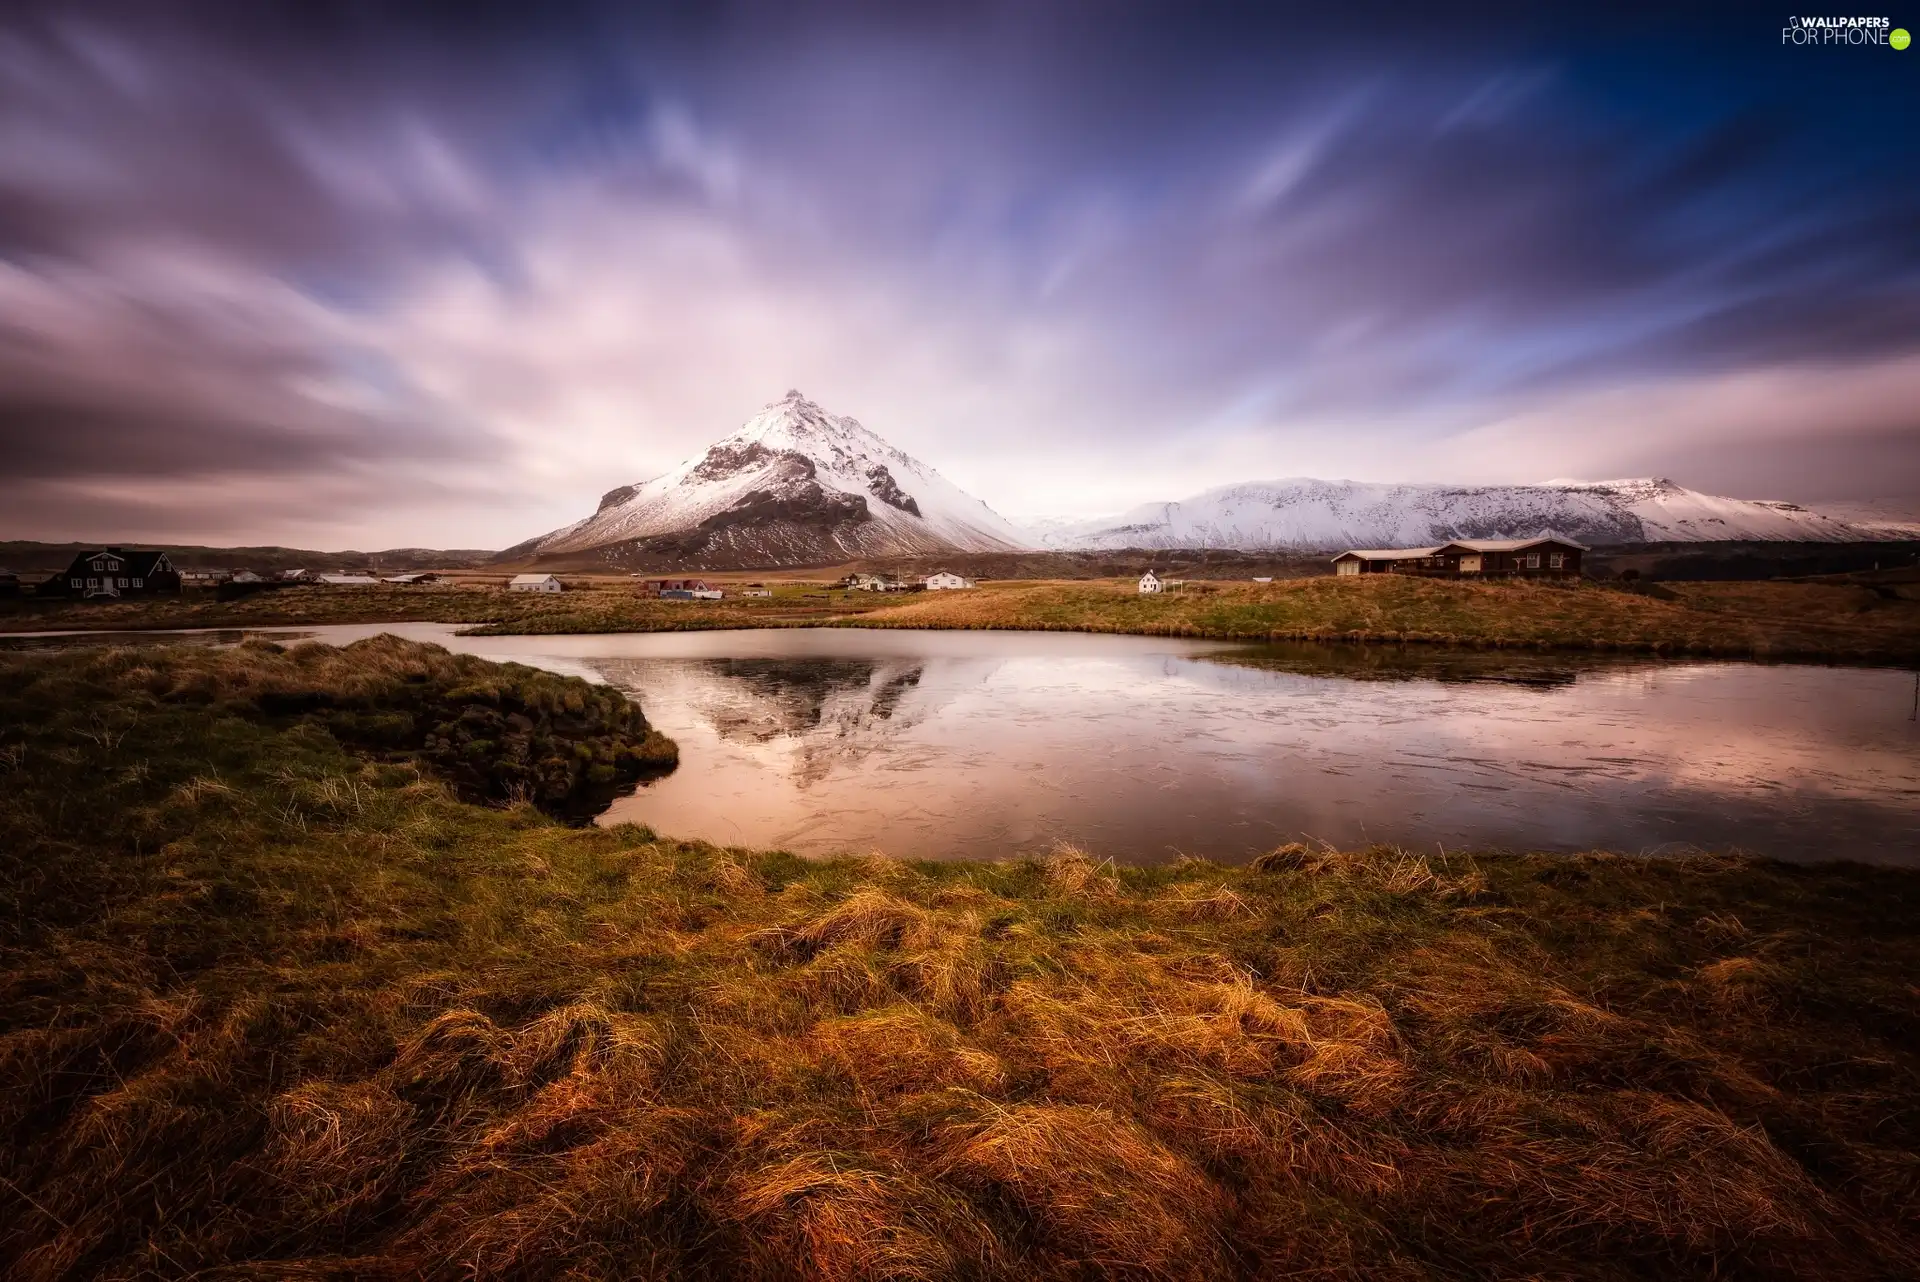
top-left (1033, 476), bottom-right (1890, 551)
top-left (530, 391), bottom-right (1028, 565)
top-left (525, 393), bottom-right (1902, 566)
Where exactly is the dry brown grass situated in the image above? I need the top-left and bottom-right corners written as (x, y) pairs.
top-left (2, 647), bottom-right (1918, 1279)
top-left (846, 575), bottom-right (1920, 662)
top-left (7, 573), bottom-right (1917, 664)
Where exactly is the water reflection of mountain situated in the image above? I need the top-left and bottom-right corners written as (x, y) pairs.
top-left (1212, 641), bottom-right (1667, 690)
top-left (692, 659), bottom-right (924, 743)
top-left (594, 656), bottom-right (940, 786)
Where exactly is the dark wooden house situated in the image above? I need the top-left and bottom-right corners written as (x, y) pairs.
top-left (1332, 535), bottom-right (1586, 579)
top-left (40, 548), bottom-right (182, 599)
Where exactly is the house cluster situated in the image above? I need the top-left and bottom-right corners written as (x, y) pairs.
top-left (1131, 534), bottom-right (1587, 594)
top-left (13, 550), bottom-right (463, 601)
top-left (842, 571), bottom-right (976, 592)
top-left (632, 577), bottom-right (722, 599)
top-left (1331, 533), bottom-right (1587, 578)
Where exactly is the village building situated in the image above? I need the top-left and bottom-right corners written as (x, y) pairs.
top-left (229, 570), bottom-right (267, 584)
top-left (382, 572), bottom-right (437, 584)
top-left (1138, 570), bottom-right (1162, 594)
top-left (924, 571), bottom-right (974, 590)
top-left (843, 572), bottom-right (897, 591)
top-left (317, 573), bottom-right (380, 586)
top-left (739, 584), bottom-right (773, 597)
top-left (637, 578), bottom-right (714, 597)
top-left (39, 548), bottom-right (182, 599)
top-left (1331, 534), bottom-right (1587, 579)
top-left (0, 569), bottom-right (20, 598)
top-left (509, 573), bottom-right (564, 593)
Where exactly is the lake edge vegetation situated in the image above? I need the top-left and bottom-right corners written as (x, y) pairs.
top-left (1, 638), bottom-right (1917, 1280)
top-left (4, 574), bottom-right (1919, 664)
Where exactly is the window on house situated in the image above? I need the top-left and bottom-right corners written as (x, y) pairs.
top-left (132, 578), bottom-right (143, 588)
top-left (1548, 553), bottom-right (1564, 569)
top-left (1525, 554), bottom-right (1541, 569)
top-left (70, 578), bottom-right (81, 588)
top-left (87, 578), bottom-right (98, 588)
top-left (92, 560), bottom-right (104, 571)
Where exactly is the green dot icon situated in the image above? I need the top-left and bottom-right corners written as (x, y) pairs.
top-left (1895, 28), bottom-right (1912, 49)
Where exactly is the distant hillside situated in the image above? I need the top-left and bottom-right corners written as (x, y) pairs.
top-left (1037, 477), bottom-right (1894, 550)
top-left (0, 542), bottom-right (497, 575)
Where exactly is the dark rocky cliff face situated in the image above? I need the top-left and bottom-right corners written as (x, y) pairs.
top-left (690, 441), bottom-right (819, 483)
top-left (597, 484), bottom-right (640, 512)
top-left (864, 464), bottom-right (922, 516)
top-left (698, 483), bottom-right (871, 532)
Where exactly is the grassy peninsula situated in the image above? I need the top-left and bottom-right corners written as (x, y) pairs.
top-left (2, 639), bottom-right (1917, 1279)
top-left (3, 575), bottom-right (1917, 663)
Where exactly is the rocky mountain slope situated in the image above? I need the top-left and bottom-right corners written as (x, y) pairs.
top-left (518, 392), bottom-right (1030, 568)
top-left (1035, 477), bottom-right (1890, 551)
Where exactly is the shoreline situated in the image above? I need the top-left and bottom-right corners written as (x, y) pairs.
top-left (1, 574), bottom-right (1917, 664)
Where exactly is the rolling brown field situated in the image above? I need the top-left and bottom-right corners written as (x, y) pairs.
top-left (845, 575), bottom-right (1920, 662)
top-left (5, 574), bottom-right (1920, 663)
top-left (1, 638), bottom-right (1917, 1279)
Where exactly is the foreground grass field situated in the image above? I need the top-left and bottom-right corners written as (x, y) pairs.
top-left (5, 575), bottom-right (1917, 663)
top-left (2, 639), bottom-right (1917, 1279)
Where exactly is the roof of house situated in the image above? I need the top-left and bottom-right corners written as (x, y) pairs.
top-left (64, 548), bottom-right (175, 576)
top-left (317, 573), bottom-right (379, 585)
top-left (1332, 547), bottom-right (1441, 562)
top-left (510, 573), bottom-right (559, 584)
top-left (1437, 535), bottom-right (1591, 553)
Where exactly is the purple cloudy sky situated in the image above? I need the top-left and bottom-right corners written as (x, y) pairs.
top-left (1, 1), bottom-right (1916, 548)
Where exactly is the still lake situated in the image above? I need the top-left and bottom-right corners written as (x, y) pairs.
top-left (7, 621), bottom-right (1915, 863)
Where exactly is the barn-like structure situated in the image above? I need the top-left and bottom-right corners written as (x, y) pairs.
top-left (1332, 535), bottom-right (1586, 579)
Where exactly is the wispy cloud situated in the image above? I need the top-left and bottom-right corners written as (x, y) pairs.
top-left (0, 0), bottom-right (1914, 544)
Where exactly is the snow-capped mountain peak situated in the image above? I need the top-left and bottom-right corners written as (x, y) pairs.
top-left (528, 393), bottom-right (1030, 566)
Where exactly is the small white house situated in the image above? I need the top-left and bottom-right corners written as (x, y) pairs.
top-left (1138, 570), bottom-right (1162, 594)
top-left (230, 570), bottom-right (266, 584)
top-left (925, 571), bottom-right (974, 590)
top-left (317, 573), bottom-right (379, 586)
top-left (510, 573), bottom-right (563, 593)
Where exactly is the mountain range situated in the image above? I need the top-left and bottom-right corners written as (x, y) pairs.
top-left (515, 393), bottom-right (1915, 566)
top-left (1030, 477), bottom-right (1895, 551)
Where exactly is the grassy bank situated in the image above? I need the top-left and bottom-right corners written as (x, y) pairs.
top-left (847, 575), bottom-right (1920, 662)
top-left (7, 575), bottom-right (1918, 663)
top-left (0, 582), bottom-right (890, 635)
top-left (2, 641), bottom-right (1917, 1279)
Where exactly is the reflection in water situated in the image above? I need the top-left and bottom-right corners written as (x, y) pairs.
top-left (595, 657), bottom-right (931, 786)
top-left (1212, 641), bottom-right (1661, 689)
top-left (578, 633), bottom-right (1920, 865)
top-left (5, 622), bottom-right (1915, 864)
